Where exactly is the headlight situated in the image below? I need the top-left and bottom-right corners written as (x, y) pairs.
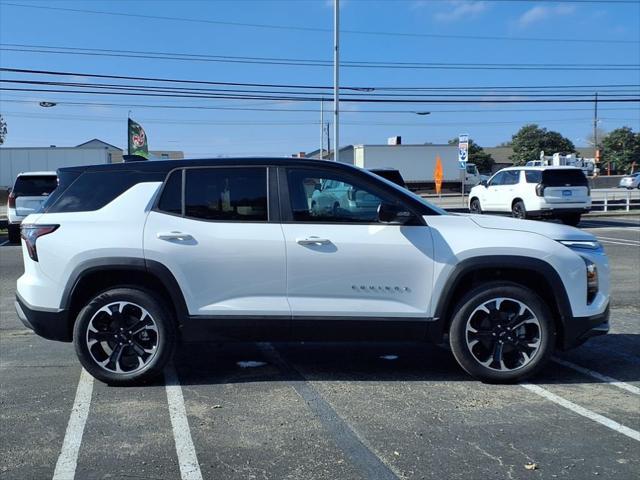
top-left (559, 240), bottom-right (601, 250)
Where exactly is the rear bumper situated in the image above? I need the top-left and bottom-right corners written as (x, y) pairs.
top-left (15, 294), bottom-right (72, 342)
top-left (560, 303), bottom-right (609, 350)
top-left (528, 206), bottom-right (591, 217)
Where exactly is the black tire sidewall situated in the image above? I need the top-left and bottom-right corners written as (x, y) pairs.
top-left (73, 287), bottom-right (176, 385)
top-left (511, 201), bottom-right (526, 219)
top-left (449, 282), bottom-right (555, 383)
top-left (8, 224), bottom-right (20, 244)
top-left (470, 199), bottom-right (481, 214)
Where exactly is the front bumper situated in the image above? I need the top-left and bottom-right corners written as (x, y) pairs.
top-left (15, 294), bottom-right (72, 342)
top-left (560, 303), bottom-right (609, 350)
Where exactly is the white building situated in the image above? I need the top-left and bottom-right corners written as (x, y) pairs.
top-left (0, 139), bottom-right (184, 187)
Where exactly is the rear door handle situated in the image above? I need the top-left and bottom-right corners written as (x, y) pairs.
top-left (296, 236), bottom-right (331, 245)
top-left (157, 231), bottom-right (193, 241)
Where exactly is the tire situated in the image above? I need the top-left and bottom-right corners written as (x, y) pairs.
top-left (511, 200), bottom-right (527, 219)
top-left (7, 224), bottom-right (20, 244)
top-left (469, 198), bottom-right (482, 214)
top-left (449, 281), bottom-right (556, 383)
top-left (560, 214), bottom-right (581, 227)
top-left (73, 287), bottom-right (176, 385)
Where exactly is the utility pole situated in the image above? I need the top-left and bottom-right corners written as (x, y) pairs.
top-left (593, 92), bottom-right (604, 175)
top-left (333, 0), bottom-right (339, 161)
top-left (320, 99), bottom-right (324, 159)
top-left (326, 122), bottom-right (331, 158)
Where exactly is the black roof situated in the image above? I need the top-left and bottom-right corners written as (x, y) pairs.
top-left (60, 157), bottom-right (357, 174)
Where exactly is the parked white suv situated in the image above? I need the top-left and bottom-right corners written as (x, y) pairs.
top-left (468, 166), bottom-right (591, 226)
top-left (7, 171), bottom-right (57, 243)
top-left (15, 158), bottom-right (609, 385)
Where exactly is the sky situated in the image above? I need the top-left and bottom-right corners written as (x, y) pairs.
top-left (0, 0), bottom-right (639, 157)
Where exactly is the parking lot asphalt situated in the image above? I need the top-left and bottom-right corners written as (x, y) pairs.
top-left (1, 216), bottom-right (638, 480)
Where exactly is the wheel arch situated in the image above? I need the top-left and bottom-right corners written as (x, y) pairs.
top-left (432, 256), bottom-right (572, 348)
top-left (511, 197), bottom-right (525, 208)
top-left (62, 258), bottom-right (188, 339)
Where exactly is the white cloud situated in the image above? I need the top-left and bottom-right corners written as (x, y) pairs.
top-left (517, 4), bottom-right (576, 28)
top-left (433, 1), bottom-right (488, 22)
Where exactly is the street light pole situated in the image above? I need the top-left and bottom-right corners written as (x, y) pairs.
top-left (333, 0), bottom-right (339, 162)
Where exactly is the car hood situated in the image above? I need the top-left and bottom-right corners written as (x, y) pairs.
top-left (468, 214), bottom-right (596, 241)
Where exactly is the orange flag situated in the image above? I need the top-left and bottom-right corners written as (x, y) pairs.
top-left (434, 155), bottom-right (443, 195)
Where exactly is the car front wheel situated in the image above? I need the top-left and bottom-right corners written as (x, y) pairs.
top-left (73, 287), bottom-right (176, 385)
top-left (449, 282), bottom-right (555, 383)
top-left (469, 198), bottom-right (482, 214)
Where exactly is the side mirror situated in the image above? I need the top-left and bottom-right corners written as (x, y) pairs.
top-left (480, 180), bottom-right (488, 187)
top-left (314, 182), bottom-right (322, 191)
top-left (377, 202), bottom-right (413, 224)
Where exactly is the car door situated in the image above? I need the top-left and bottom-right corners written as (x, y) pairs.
top-left (280, 166), bottom-right (435, 326)
top-left (144, 166), bottom-right (289, 318)
top-left (497, 170), bottom-right (521, 211)
top-left (482, 171), bottom-right (505, 211)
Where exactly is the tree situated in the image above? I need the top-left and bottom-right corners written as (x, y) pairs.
top-left (601, 127), bottom-right (640, 174)
top-left (0, 114), bottom-right (6, 145)
top-left (509, 124), bottom-right (575, 165)
top-left (448, 137), bottom-right (495, 173)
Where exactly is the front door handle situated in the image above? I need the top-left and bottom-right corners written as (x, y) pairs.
top-left (296, 236), bottom-right (331, 245)
top-left (157, 231), bottom-right (193, 241)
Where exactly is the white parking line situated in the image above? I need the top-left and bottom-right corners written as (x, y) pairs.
top-left (52, 369), bottom-right (94, 480)
top-left (552, 357), bottom-right (640, 396)
top-left (598, 239), bottom-right (640, 246)
top-left (0, 240), bottom-right (9, 246)
top-left (165, 365), bottom-right (203, 480)
top-left (596, 235), bottom-right (640, 245)
top-left (520, 383), bottom-right (640, 442)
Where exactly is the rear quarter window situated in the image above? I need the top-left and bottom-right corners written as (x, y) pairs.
top-left (46, 170), bottom-right (164, 213)
top-left (525, 171), bottom-right (542, 183)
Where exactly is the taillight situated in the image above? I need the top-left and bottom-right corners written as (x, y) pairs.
top-left (535, 184), bottom-right (545, 196)
top-left (20, 224), bottom-right (59, 261)
top-left (8, 191), bottom-right (16, 208)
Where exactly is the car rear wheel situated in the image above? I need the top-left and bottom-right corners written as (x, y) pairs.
top-left (560, 214), bottom-right (581, 227)
top-left (8, 224), bottom-right (20, 244)
top-left (469, 198), bottom-right (482, 214)
top-left (449, 282), bottom-right (555, 383)
top-left (73, 287), bottom-right (176, 385)
top-left (511, 200), bottom-right (527, 219)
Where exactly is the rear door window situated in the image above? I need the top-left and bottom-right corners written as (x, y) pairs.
top-left (542, 169), bottom-right (588, 187)
top-left (184, 167), bottom-right (268, 221)
top-left (13, 175), bottom-right (58, 196)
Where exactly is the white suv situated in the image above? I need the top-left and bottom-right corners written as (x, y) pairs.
top-left (468, 166), bottom-right (591, 226)
top-left (15, 158), bottom-right (609, 385)
top-left (7, 171), bottom-right (58, 243)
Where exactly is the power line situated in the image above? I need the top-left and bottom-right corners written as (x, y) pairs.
top-left (2, 97), bottom-right (638, 115)
top-left (5, 110), bottom-right (633, 128)
top-left (2, 67), bottom-right (638, 94)
top-left (2, 46), bottom-right (638, 71)
top-left (2, 79), bottom-right (638, 98)
top-left (1, 97), bottom-right (637, 114)
top-left (2, 2), bottom-right (637, 44)
top-left (2, 86), bottom-right (638, 104)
